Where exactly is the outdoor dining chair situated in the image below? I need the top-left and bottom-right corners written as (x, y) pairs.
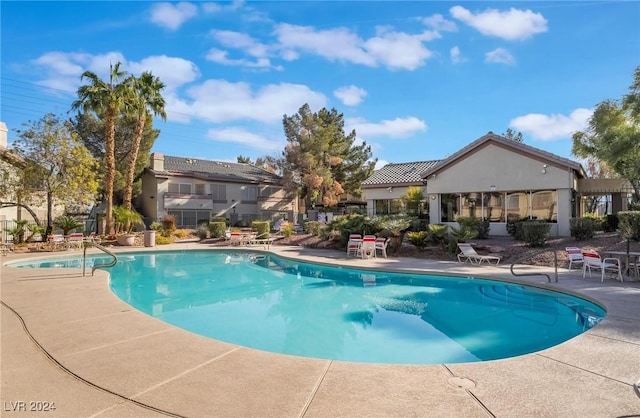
top-left (581, 251), bottom-right (622, 282)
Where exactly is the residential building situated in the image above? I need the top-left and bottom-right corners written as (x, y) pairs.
top-left (362, 132), bottom-right (632, 236)
top-left (139, 153), bottom-right (297, 228)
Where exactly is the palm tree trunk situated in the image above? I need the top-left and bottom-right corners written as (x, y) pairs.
top-left (104, 110), bottom-right (116, 235)
top-left (123, 113), bottom-right (146, 210)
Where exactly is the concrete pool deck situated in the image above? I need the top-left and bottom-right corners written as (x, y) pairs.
top-left (1, 243), bottom-right (639, 417)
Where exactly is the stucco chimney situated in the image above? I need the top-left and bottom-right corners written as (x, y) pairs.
top-left (0, 122), bottom-right (8, 149)
top-left (150, 152), bottom-right (164, 171)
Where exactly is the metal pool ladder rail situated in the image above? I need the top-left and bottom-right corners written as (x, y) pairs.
top-left (82, 242), bottom-right (118, 276)
top-left (510, 248), bottom-right (559, 283)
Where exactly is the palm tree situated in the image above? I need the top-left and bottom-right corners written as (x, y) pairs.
top-left (122, 72), bottom-right (166, 210)
top-left (72, 62), bottom-right (131, 235)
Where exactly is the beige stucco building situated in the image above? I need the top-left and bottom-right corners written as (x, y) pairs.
top-left (362, 132), bottom-right (633, 237)
top-left (139, 153), bottom-right (297, 228)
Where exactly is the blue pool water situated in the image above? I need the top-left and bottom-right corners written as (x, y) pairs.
top-left (10, 250), bottom-right (606, 364)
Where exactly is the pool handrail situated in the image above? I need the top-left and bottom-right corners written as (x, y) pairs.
top-left (82, 242), bottom-right (118, 277)
top-left (510, 248), bottom-right (559, 283)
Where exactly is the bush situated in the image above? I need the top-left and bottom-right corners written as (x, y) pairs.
top-left (304, 221), bottom-right (324, 236)
top-left (477, 219), bottom-right (490, 239)
top-left (252, 221), bottom-right (270, 236)
top-left (428, 224), bottom-right (448, 248)
top-left (155, 235), bottom-right (173, 245)
top-left (173, 229), bottom-right (190, 239)
top-left (569, 218), bottom-right (598, 240)
top-left (521, 221), bottom-right (551, 247)
top-left (617, 211), bottom-right (640, 241)
top-left (161, 215), bottom-right (177, 237)
top-left (407, 231), bottom-right (430, 249)
top-left (208, 221), bottom-right (226, 238)
top-left (53, 215), bottom-right (83, 235)
top-left (583, 213), bottom-right (605, 231)
top-left (196, 224), bottom-right (209, 240)
top-left (280, 221), bottom-right (294, 237)
top-left (605, 214), bottom-right (619, 232)
top-left (150, 222), bottom-right (163, 232)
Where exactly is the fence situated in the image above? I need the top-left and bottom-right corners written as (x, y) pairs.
top-left (0, 219), bottom-right (96, 244)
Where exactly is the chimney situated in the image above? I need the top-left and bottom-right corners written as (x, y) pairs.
top-left (150, 152), bottom-right (164, 171)
top-left (0, 122), bottom-right (7, 149)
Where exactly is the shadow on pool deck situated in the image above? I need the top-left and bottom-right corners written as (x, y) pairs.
top-left (1, 243), bottom-right (639, 417)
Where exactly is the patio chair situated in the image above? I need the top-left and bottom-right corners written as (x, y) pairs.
top-left (67, 232), bottom-right (85, 250)
top-left (565, 247), bottom-right (584, 270)
top-left (457, 243), bottom-right (501, 265)
top-left (358, 235), bottom-right (377, 259)
top-left (375, 237), bottom-right (389, 258)
top-left (582, 251), bottom-right (622, 282)
top-left (347, 234), bottom-right (362, 257)
top-left (229, 232), bottom-right (243, 246)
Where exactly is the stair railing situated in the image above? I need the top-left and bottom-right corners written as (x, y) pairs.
top-left (82, 242), bottom-right (118, 276)
top-left (510, 248), bottom-right (559, 283)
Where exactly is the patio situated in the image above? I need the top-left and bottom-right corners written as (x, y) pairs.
top-left (1, 243), bottom-right (639, 417)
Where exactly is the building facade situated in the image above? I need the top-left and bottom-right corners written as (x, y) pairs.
top-left (139, 153), bottom-right (297, 228)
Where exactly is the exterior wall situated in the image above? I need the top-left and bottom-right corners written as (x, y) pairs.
top-left (426, 144), bottom-right (572, 194)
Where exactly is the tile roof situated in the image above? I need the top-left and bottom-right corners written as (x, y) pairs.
top-left (362, 160), bottom-right (441, 186)
top-left (152, 155), bottom-right (282, 184)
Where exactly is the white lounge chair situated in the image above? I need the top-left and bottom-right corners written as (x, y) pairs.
top-left (581, 251), bottom-right (622, 282)
top-left (457, 243), bottom-right (501, 265)
top-left (565, 247), bottom-right (584, 270)
top-left (347, 234), bottom-right (362, 257)
top-left (375, 237), bottom-right (389, 258)
top-left (358, 235), bottom-right (377, 259)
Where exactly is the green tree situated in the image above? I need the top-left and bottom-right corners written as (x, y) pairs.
top-left (72, 62), bottom-right (131, 234)
top-left (502, 128), bottom-right (524, 143)
top-left (237, 155), bottom-right (252, 164)
top-left (13, 114), bottom-right (99, 234)
top-left (282, 104), bottom-right (376, 209)
top-left (123, 72), bottom-right (166, 210)
top-left (403, 186), bottom-right (425, 216)
top-left (572, 66), bottom-right (640, 207)
top-left (72, 111), bottom-right (160, 207)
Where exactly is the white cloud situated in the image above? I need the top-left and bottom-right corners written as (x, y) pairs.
top-left (450, 46), bottom-right (466, 64)
top-left (450, 6), bottom-right (548, 41)
top-left (206, 127), bottom-right (283, 152)
top-left (128, 55), bottom-right (200, 92)
top-left (150, 2), bottom-right (198, 30)
top-left (347, 116), bottom-right (427, 139)
top-left (334, 85), bottom-right (368, 106)
top-left (206, 48), bottom-right (281, 70)
top-left (420, 14), bottom-right (457, 32)
top-left (181, 79), bottom-right (327, 124)
top-left (375, 159), bottom-right (389, 170)
top-left (273, 23), bottom-right (435, 71)
top-left (485, 48), bottom-right (515, 65)
top-left (211, 30), bottom-right (270, 58)
top-left (510, 108), bottom-right (592, 141)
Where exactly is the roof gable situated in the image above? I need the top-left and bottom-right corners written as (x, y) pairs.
top-left (421, 132), bottom-right (586, 179)
top-left (362, 160), bottom-right (440, 187)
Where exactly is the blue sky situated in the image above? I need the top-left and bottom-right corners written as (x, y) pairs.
top-left (1, 1), bottom-right (638, 169)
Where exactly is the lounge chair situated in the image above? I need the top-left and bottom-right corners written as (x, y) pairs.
top-left (457, 243), bottom-right (501, 265)
top-left (565, 247), bottom-right (584, 270)
top-left (581, 251), bottom-right (622, 282)
top-left (67, 232), bottom-right (85, 250)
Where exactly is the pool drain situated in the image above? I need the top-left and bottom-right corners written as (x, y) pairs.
top-left (448, 376), bottom-right (476, 389)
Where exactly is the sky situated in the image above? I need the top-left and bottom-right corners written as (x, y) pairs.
top-left (1, 1), bottom-right (639, 170)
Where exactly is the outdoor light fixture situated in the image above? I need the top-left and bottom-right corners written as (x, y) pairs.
top-left (386, 187), bottom-right (393, 192)
top-left (541, 164), bottom-right (548, 174)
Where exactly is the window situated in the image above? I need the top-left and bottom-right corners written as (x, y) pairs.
top-left (194, 184), bottom-right (206, 195)
top-left (168, 183), bottom-right (192, 194)
top-left (374, 199), bottom-right (402, 215)
top-left (460, 193), bottom-right (480, 218)
top-left (532, 190), bottom-right (557, 222)
top-left (507, 191), bottom-right (529, 221)
top-left (241, 186), bottom-right (258, 201)
top-left (167, 210), bottom-right (211, 228)
top-left (210, 184), bottom-right (226, 201)
top-left (440, 194), bottom-right (459, 222)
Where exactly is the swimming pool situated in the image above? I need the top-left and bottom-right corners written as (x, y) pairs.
top-left (10, 250), bottom-right (606, 364)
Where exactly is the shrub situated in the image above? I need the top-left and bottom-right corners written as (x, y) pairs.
top-left (605, 214), bottom-right (619, 232)
top-left (150, 222), bottom-right (163, 232)
top-left (155, 235), bottom-right (173, 245)
top-left (569, 218), bottom-right (598, 240)
top-left (449, 224), bottom-right (478, 243)
top-left (196, 224), bottom-right (209, 240)
top-left (407, 231), bottom-right (430, 249)
top-left (617, 211), bottom-right (640, 241)
top-left (252, 221), bottom-right (270, 236)
top-left (161, 215), bottom-right (177, 237)
top-left (173, 229), bottom-right (190, 239)
top-left (304, 221), bottom-right (324, 236)
top-left (234, 219), bottom-right (250, 228)
top-left (583, 213), bottom-right (605, 231)
top-left (477, 219), bottom-right (491, 239)
top-left (427, 224), bottom-right (448, 248)
top-left (521, 221), bottom-right (551, 247)
top-left (208, 221), bottom-right (227, 238)
top-left (280, 221), bottom-right (294, 237)
top-left (53, 215), bottom-right (83, 235)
